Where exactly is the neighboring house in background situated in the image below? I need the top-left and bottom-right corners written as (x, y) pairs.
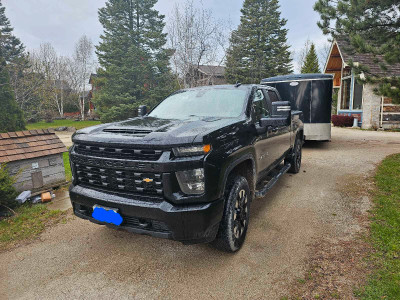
top-left (63, 74), bottom-right (97, 119)
top-left (0, 130), bottom-right (67, 192)
top-left (186, 65), bottom-right (227, 87)
top-left (324, 39), bottom-right (400, 129)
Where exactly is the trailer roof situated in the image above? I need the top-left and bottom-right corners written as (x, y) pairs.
top-left (261, 73), bottom-right (333, 83)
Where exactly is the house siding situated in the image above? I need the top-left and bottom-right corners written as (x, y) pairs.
top-left (8, 154), bottom-right (66, 192)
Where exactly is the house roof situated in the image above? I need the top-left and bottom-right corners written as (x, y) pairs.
top-left (0, 129), bottom-right (67, 163)
top-left (197, 65), bottom-right (226, 77)
top-left (336, 39), bottom-right (400, 77)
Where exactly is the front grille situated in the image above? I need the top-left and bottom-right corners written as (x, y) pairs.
top-left (74, 143), bottom-right (162, 161)
top-left (123, 216), bottom-right (170, 233)
top-left (75, 163), bottom-right (163, 196)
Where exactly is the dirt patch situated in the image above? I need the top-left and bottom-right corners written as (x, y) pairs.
top-left (287, 237), bottom-right (372, 299)
top-left (285, 173), bottom-right (377, 299)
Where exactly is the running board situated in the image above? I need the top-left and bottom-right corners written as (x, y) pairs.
top-left (255, 163), bottom-right (291, 198)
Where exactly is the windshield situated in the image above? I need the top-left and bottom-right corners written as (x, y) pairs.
top-left (148, 88), bottom-right (248, 119)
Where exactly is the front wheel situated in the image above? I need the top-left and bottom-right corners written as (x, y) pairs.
top-left (286, 134), bottom-right (302, 174)
top-left (212, 175), bottom-right (251, 252)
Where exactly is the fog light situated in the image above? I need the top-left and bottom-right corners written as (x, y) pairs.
top-left (176, 168), bottom-right (205, 195)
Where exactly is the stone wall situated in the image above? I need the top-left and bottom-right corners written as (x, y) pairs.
top-left (362, 84), bottom-right (381, 129)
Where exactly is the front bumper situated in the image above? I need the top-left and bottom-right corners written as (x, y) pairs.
top-left (69, 184), bottom-right (224, 244)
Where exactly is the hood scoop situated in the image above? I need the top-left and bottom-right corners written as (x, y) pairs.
top-left (103, 128), bottom-right (152, 137)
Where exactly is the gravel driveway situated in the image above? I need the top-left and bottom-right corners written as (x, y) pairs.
top-left (1, 127), bottom-right (400, 300)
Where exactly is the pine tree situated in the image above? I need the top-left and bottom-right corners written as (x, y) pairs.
top-left (314, 0), bottom-right (400, 103)
top-left (225, 0), bottom-right (292, 84)
top-left (0, 1), bottom-right (25, 63)
top-left (95, 0), bottom-right (177, 122)
top-left (0, 54), bottom-right (25, 133)
top-left (301, 43), bottom-right (320, 74)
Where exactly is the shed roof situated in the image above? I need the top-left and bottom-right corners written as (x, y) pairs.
top-left (336, 39), bottom-right (400, 77)
top-left (0, 129), bottom-right (67, 163)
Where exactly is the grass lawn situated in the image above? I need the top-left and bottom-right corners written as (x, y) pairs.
top-left (26, 119), bottom-right (101, 131)
top-left (0, 204), bottom-right (66, 251)
top-left (356, 154), bottom-right (400, 299)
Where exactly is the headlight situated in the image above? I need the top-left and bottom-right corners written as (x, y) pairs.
top-left (176, 168), bottom-right (205, 195)
top-left (172, 144), bottom-right (211, 157)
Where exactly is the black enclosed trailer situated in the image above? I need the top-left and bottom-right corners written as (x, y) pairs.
top-left (261, 74), bottom-right (333, 141)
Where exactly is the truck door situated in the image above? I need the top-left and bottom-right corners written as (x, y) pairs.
top-left (252, 88), bottom-right (274, 174)
top-left (266, 90), bottom-right (292, 165)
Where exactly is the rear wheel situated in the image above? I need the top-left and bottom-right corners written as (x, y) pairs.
top-left (212, 175), bottom-right (251, 252)
top-left (286, 134), bottom-right (302, 174)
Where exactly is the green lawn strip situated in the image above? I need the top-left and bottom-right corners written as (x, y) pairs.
top-left (0, 204), bottom-right (67, 251)
top-left (26, 119), bottom-right (101, 131)
top-left (356, 154), bottom-right (400, 299)
top-left (63, 151), bottom-right (72, 182)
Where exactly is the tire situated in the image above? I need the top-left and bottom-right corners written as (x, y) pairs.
top-left (286, 134), bottom-right (302, 174)
top-left (212, 175), bottom-right (251, 252)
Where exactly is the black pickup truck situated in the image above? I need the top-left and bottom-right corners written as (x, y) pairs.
top-left (69, 84), bottom-right (303, 252)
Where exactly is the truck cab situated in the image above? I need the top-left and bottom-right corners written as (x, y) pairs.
top-left (69, 84), bottom-right (303, 252)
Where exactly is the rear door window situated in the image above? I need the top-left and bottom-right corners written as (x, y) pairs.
top-left (252, 89), bottom-right (270, 121)
top-left (267, 90), bottom-right (280, 102)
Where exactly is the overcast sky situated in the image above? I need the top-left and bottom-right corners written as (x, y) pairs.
top-left (2, 0), bottom-right (330, 72)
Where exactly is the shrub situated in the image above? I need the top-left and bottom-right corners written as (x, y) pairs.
top-left (0, 164), bottom-right (18, 209)
top-left (331, 114), bottom-right (354, 127)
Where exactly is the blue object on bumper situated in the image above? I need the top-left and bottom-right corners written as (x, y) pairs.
top-left (92, 206), bottom-right (123, 226)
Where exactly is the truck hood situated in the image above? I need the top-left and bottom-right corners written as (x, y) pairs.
top-left (72, 116), bottom-right (242, 147)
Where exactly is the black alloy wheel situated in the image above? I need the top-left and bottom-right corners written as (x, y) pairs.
top-left (212, 175), bottom-right (251, 252)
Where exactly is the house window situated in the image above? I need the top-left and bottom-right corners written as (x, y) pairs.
top-left (353, 82), bottom-right (363, 110)
top-left (341, 78), bottom-right (351, 110)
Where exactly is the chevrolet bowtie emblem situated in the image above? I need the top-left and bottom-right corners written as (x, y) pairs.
top-left (143, 178), bottom-right (153, 183)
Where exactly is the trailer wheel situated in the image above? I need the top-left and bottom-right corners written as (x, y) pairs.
top-left (212, 175), bottom-right (251, 252)
top-left (286, 134), bottom-right (302, 174)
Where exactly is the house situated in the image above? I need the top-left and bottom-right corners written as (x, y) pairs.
top-left (0, 130), bottom-right (68, 192)
top-left (186, 65), bottom-right (227, 87)
top-left (324, 39), bottom-right (400, 129)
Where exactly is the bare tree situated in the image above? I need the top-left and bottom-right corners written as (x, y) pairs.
top-left (296, 39), bottom-right (311, 73)
top-left (168, 0), bottom-right (228, 88)
top-left (30, 43), bottom-right (70, 118)
top-left (69, 35), bottom-right (94, 120)
top-left (9, 53), bottom-right (44, 120)
top-left (318, 42), bottom-right (331, 71)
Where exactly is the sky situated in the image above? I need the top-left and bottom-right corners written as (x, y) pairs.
top-left (2, 0), bottom-right (330, 72)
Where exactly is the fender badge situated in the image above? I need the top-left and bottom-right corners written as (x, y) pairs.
top-left (143, 178), bottom-right (153, 183)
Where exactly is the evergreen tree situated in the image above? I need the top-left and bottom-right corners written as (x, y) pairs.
top-left (301, 43), bottom-right (320, 74)
top-left (95, 0), bottom-right (177, 122)
top-left (314, 0), bottom-right (400, 103)
top-left (0, 55), bottom-right (25, 132)
top-left (0, 1), bottom-right (25, 63)
top-left (225, 0), bottom-right (292, 84)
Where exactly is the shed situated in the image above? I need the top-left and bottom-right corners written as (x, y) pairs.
top-left (0, 129), bottom-right (68, 192)
top-left (324, 39), bottom-right (400, 129)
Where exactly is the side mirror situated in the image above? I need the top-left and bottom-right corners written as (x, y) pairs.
top-left (271, 101), bottom-right (291, 118)
top-left (138, 105), bottom-right (147, 117)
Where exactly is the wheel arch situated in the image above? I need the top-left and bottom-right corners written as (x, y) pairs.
top-left (220, 154), bottom-right (256, 199)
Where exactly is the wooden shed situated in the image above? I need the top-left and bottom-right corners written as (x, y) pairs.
top-left (0, 129), bottom-right (68, 193)
top-left (325, 39), bottom-right (400, 129)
